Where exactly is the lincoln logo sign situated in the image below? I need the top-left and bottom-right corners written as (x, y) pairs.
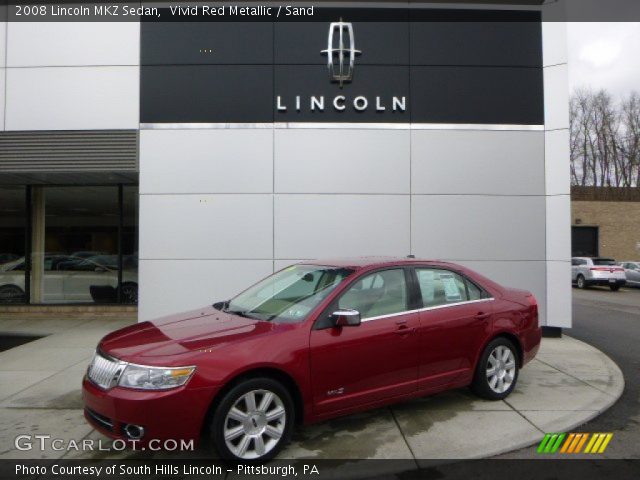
top-left (275, 19), bottom-right (407, 114)
top-left (321, 18), bottom-right (361, 87)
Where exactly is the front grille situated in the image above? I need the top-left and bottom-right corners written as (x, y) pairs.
top-left (85, 408), bottom-right (114, 432)
top-left (88, 352), bottom-right (122, 389)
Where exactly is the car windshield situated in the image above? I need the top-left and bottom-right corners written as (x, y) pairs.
top-left (223, 265), bottom-right (354, 323)
top-left (594, 259), bottom-right (617, 266)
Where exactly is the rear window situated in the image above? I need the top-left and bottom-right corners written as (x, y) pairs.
top-left (593, 259), bottom-right (617, 266)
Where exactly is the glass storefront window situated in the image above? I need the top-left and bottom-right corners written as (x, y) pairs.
top-left (0, 187), bottom-right (27, 304)
top-left (122, 186), bottom-right (139, 304)
top-left (0, 184), bottom-right (138, 305)
top-left (41, 186), bottom-right (119, 304)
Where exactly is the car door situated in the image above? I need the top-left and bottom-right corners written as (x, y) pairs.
top-left (625, 263), bottom-right (640, 285)
top-left (309, 268), bottom-right (420, 415)
top-left (414, 268), bottom-right (493, 391)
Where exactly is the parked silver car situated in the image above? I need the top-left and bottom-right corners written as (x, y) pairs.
top-left (619, 261), bottom-right (640, 287)
top-left (571, 257), bottom-right (627, 291)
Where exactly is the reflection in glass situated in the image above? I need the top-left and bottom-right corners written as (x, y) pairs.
top-left (0, 187), bottom-right (27, 304)
top-left (122, 186), bottom-right (139, 304)
top-left (43, 187), bottom-right (119, 304)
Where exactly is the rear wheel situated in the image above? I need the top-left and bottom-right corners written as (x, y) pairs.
top-left (472, 338), bottom-right (519, 400)
top-left (576, 275), bottom-right (587, 289)
top-left (210, 378), bottom-right (294, 462)
top-left (120, 282), bottom-right (138, 304)
top-left (610, 284), bottom-right (621, 291)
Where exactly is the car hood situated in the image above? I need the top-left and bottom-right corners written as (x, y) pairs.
top-left (100, 306), bottom-right (274, 362)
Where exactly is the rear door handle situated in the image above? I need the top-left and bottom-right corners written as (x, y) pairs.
top-left (475, 312), bottom-right (491, 320)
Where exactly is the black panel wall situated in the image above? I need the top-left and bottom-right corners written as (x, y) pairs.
top-left (410, 67), bottom-right (544, 124)
top-left (141, 65), bottom-right (273, 123)
top-left (140, 8), bottom-right (544, 125)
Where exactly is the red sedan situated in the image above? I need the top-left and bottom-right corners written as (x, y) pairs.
top-left (82, 257), bottom-right (541, 461)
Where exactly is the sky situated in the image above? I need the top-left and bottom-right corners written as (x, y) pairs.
top-left (568, 23), bottom-right (640, 98)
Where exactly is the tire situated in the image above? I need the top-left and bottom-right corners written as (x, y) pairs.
top-left (576, 275), bottom-right (587, 289)
top-left (0, 285), bottom-right (26, 304)
top-left (471, 338), bottom-right (519, 400)
top-left (610, 284), bottom-right (621, 292)
top-left (120, 283), bottom-right (138, 304)
top-left (210, 377), bottom-right (294, 462)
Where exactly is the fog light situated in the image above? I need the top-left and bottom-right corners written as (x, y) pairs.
top-left (123, 424), bottom-right (145, 440)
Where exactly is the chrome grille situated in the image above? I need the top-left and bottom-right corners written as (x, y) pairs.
top-left (88, 352), bottom-right (122, 390)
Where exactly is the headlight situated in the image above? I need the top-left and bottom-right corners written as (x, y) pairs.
top-left (118, 364), bottom-right (195, 390)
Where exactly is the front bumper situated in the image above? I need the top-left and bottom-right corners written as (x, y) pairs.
top-left (82, 376), bottom-right (218, 447)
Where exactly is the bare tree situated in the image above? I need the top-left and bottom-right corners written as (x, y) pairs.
top-left (570, 88), bottom-right (640, 188)
top-left (620, 92), bottom-right (640, 187)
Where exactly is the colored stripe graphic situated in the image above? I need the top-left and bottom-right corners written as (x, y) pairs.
top-left (538, 433), bottom-right (613, 454)
top-left (559, 433), bottom-right (575, 453)
top-left (585, 433), bottom-right (614, 454)
top-left (537, 433), bottom-right (566, 454)
top-left (574, 433), bottom-right (589, 453)
top-left (567, 433), bottom-right (584, 453)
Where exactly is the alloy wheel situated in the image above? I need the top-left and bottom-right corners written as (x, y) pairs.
top-left (223, 389), bottom-right (286, 460)
top-left (486, 346), bottom-right (517, 394)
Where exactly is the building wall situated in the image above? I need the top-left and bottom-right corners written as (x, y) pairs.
top-left (2, 22), bottom-right (139, 131)
top-left (542, 5), bottom-right (572, 329)
top-left (572, 201), bottom-right (640, 260)
top-left (136, 5), bottom-right (571, 328)
top-left (0, 3), bottom-right (572, 328)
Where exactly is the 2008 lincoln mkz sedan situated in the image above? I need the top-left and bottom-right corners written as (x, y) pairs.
top-left (82, 258), bottom-right (541, 461)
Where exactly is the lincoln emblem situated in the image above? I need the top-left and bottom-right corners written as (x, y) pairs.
top-left (321, 19), bottom-right (361, 87)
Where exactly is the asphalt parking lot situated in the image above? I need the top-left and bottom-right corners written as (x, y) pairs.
top-left (500, 285), bottom-right (640, 459)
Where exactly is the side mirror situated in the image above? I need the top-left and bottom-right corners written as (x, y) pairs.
top-left (331, 309), bottom-right (361, 327)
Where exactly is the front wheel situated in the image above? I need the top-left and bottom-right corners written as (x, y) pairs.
top-left (211, 378), bottom-right (294, 462)
top-left (472, 338), bottom-right (519, 400)
top-left (610, 284), bottom-right (621, 291)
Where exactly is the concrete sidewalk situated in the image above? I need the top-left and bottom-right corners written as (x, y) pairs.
top-left (0, 317), bottom-right (624, 462)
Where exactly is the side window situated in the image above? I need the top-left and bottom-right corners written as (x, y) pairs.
top-left (571, 259), bottom-right (579, 266)
top-left (466, 280), bottom-right (484, 301)
top-left (338, 269), bottom-right (407, 320)
top-left (416, 269), bottom-right (471, 307)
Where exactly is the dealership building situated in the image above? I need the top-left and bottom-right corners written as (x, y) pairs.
top-left (0, 1), bottom-right (571, 329)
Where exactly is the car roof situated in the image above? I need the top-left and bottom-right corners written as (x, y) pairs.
top-left (296, 256), bottom-right (462, 270)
